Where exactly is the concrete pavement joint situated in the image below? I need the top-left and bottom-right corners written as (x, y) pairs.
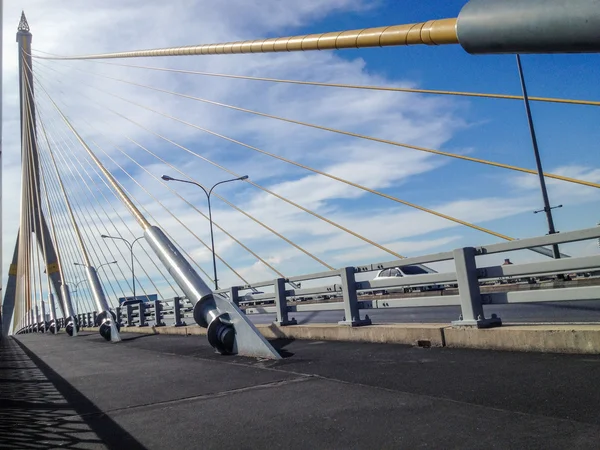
top-left (67, 376), bottom-right (316, 420)
top-left (298, 369), bottom-right (600, 428)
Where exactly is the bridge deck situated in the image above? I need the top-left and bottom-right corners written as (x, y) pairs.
top-left (2, 333), bottom-right (600, 449)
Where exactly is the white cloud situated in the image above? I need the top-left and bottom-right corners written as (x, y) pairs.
top-left (511, 165), bottom-right (600, 205)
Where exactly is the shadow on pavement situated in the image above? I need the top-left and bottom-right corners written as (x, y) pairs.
top-left (263, 323), bottom-right (295, 358)
top-left (0, 337), bottom-right (146, 450)
top-left (118, 333), bottom-right (157, 343)
top-left (297, 311), bottom-right (326, 325)
top-left (268, 337), bottom-right (295, 358)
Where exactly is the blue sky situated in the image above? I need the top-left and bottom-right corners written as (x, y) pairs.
top-left (3, 0), bottom-right (599, 309)
top-left (310, 0), bottom-right (600, 245)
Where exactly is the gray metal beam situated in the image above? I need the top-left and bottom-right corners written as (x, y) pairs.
top-left (369, 295), bottom-right (462, 309)
top-left (477, 227), bottom-right (600, 255)
top-left (357, 272), bottom-right (457, 290)
top-left (355, 251), bottom-right (455, 273)
top-left (484, 286), bottom-right (600, 304)
top-left (480, 255), bottom-right (600, 280)
top-left (452, 247), bottom-right (501, 328)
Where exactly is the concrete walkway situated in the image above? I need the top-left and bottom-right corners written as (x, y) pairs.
top-left (2, 332), bottom-right (600, 449)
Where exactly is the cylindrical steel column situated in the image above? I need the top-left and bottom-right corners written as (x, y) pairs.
top-left (144, 226), bottom-right (235, 353)
top-left (48, 292), bottom-right (59, 334)
top-left (61, 284), bottom-right (78, 337)
top-left (40, 299), bottom-right (47, 333)
top-left (457, 0), bottom-right (600, 54)
top-left (33, 305), bottom-right (39, 332)
top-left (85, 265), bottom-right (120, 342)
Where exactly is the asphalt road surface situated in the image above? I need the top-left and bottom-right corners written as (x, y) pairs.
top-left (245, 300), bottom-right (600, 325)
top-left (5, 332), bottom-right (600, 449)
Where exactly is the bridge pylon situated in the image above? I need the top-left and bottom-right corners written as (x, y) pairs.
top-left (1, 12), bottom-right (77, 337)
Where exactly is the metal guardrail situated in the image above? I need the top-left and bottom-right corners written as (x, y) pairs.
top-left (219, 225), bottom-right (600, 328)
top-left (48, 226), bottom-right (600, 332)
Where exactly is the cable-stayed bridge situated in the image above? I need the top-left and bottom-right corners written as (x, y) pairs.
top-left (2, 2), bottom-right (600, 448)
top-left (1, 0), bottom-right (599, 361)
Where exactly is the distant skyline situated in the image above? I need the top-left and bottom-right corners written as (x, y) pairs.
top-left (2, 0), bottom-right (599, 299)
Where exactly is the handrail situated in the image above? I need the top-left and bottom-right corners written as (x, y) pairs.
top-left (232, 226), bottom-right (600, 295)
top-left (60, 226), bottom-right (600, 334)
top-left (477, 226), bottom-right (600, 255)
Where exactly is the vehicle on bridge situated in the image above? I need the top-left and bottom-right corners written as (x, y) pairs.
top-left (119, 294), bottom-right (158, 307)
top-left (239, 291), bottom-right (265, 306)
top-left (371, 265), bottom-right (444, 295)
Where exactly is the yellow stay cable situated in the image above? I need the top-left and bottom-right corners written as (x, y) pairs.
top-left (39, 62), bottom-right (598, 191)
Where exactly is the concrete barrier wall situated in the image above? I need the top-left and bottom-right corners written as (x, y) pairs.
top-left (83, 322), bottom-right (600, 354)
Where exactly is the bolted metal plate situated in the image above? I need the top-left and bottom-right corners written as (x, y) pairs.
top-left (213, 294), bottom-right (281, 360)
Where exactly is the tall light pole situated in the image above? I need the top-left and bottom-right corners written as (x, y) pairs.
top-left (100, 235), bottom-right (144, 300)
top-left (76, 260), bottom-right (118, 277)
top-left (70, 278), bottom-right (88, 314)
top-left (516, 54), bottom-right (562, 259)
top-left (161, 174), bottom-right (248, 290)
top-left (74, 260), bottom-right (117, 300)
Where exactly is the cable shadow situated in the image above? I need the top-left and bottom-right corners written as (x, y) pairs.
top-left (296, 311), bottom-right (323, 325)
top-left (1, 337), bottom-right (147, 450)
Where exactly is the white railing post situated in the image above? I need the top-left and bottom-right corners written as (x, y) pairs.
top-left (452, 247), bottom-right (501, 328)
top-left (126, 304), bottom-right (134, 327)
top-left (339, 267), bottom-right (371, 326)
top-left (229, 286), bottom-right (240, 306)
top-left (154, 299), bottom-right (164, 326)
top-left (173, 297), bottom-right (184, 327)
top-left (274, 278), bottom-right (296, 326)
top-left (139, 303), bottom-right (148, 327)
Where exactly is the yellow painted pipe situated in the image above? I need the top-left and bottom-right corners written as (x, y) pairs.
top-left (36, 19), bottom-right (458, 60)
top-left (31, 0), bottom-right (600, 60)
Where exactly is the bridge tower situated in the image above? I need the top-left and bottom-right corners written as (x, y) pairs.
top-left (1, 12), bottom-right (78, 336)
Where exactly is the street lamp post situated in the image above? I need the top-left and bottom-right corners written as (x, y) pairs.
top-left (74, 261), bottom-right (118, 307)
top-left (97, 261), bottom-right (118, 279)
top-left (70, 278), bottom-right (88, 314)
top-left (75, 260), bottom-right (117, 275)
top-left (100, 235), bottom-right (144, 300)
top-left (161, 174), bottom-right (248, 290)
top-left (516, 55), bottom-right (562, 259)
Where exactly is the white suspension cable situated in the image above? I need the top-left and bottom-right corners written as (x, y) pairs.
top-left (38, 102), bottom-right (181, 299)
top-left (31, 63), bottom-right (410, 261)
